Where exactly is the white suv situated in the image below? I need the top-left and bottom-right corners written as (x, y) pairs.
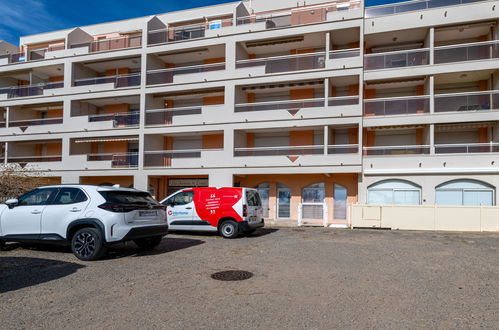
top-left (0, 185), bottom-right (168, 261)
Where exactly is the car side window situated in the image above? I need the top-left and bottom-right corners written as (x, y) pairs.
top-left (18, 188), bottom-right (59, 206)
top-left (53, 188), bottom-right (88, 205)
top-left (172, 191), bottom-right (194, 205)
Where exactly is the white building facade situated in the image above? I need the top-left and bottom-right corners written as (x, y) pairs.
top-left (0, 0), bottom-right (498, 229)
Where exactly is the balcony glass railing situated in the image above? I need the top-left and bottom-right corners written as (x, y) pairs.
top-left (70, 35), bottom-right (142, 52)
top-left (435, 143), bottom-right (499, 154)
top-left (146, 63), bottom-right (225, 85)
top-left (236, 1), bottom-right (361, 28)
top-left (234, 145), bottom-right (324, 157)
top-left (87, 153), bottom-right (139, 168)
top-left (148, 20), bottom-right (233, 45)
top-left (364, 145), bottom-right (431, 155)
top-left (88, 112), bottom-right (140, 128)
top-left (0, 121), bottom-right (5, 128)
top-left (236, 52), bottom-right (326, 74)
top-left (364, 48), bottom-right (430, 70)
top-left (0, 44), bottom-right (65, 64)
top-left (0, 52), bottom-right (26, 64)
top-left (329, 48), bottom-right (361, 60)
top-left (435, 91), bottom-right (499, 113)
top-left (328, 144), bottom-right (359, 154)
top-left (328, 96), bottom-right (359, 106)
top-left (74, 73), bottom-right (141, 88)
top-left (144, 149), bottom-right (222, 167)
top-left (364, 95), bottom-right (430, 116)
top-left (365, 0), bottom-right (488, 18)
top-left (9, 117), bottom-right (63, 127)
top-left (434, 40), bottom-right (499, 64)
top-left (0, 82), bottom-right (64, 99)
top-left (235, 98), bottom-right (325, 113)
top-left (145, 107), bottom-right (202, 126)
top-left (7, 155), bottom-right (62, 163)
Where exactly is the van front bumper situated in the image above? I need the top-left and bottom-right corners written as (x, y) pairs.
top-left (240, 219), bottom-right (265, 231)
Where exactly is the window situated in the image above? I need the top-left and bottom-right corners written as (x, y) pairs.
top-left (333, 184), bottom-right (347, 220)
top-left (436, 180), bottom-right (495, 206)
top-left (99, 191), bottom-right (157, 205)
top-left (302, 183), bottom-right (325, 203)
top-left (172, 191), bottom-right (194, 205)
top-left (53, 188), bottom-right (88, 205)
top-left (255, 183), bottom-right (270, 218)
top-left (367, 180), bottom-right (421, 205)
top-left (18, 188), bottom-right (59, 206)
top-left (246, 190), bottom-right (262, 207)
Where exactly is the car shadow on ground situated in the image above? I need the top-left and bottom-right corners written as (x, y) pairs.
top-left (0, 257), bottom-right (85, 294)
top-left (168, 228), bottom-right (279, 239)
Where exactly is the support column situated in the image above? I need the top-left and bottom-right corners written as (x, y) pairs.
top-left (325, 32), bottom-right (331, 70)
top-left (428, 27), bottom-right (435, 65)
top-left (429, 76), bottom-right (435, 114)
top-left (134, 173), bottom-right (148, 191)
top-left (324, 126), bottom-right (329, 155)
top-left (430, 124), bottom-right (435, 155)
top-left (209, 170), bottom-right (233, 187)
top-left (324, 78), bottom-right (329, 107)
top-left (225, 41), bottom-right (237, 74)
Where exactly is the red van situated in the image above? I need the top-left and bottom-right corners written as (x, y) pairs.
top-left (160, 187), bottom-right (264, 238)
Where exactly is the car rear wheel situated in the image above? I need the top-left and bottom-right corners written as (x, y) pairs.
top-left (134, 236), bottom-right (163, 250)
top-left (219, 220), bottom-right (239, 239)
top-left (71, 228), bottom-right (107, 261)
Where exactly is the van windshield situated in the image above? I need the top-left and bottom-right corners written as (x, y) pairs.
top-left (246, 190), bottom-right (262, 206)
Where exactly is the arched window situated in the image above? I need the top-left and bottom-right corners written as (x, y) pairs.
top-left (255, 183), bottom-right (270, 218)
top-left (436, 180), bottom-right (495, 206)
top-left (302, 183), bottom-right (325, 203)
top-left (334, 184), bottom-right (347, 220)
top-left (367, 180), bottom-right (421, 205)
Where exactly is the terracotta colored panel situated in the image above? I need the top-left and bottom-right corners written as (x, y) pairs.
top-left (247, 93), bottom-right (256, 103)
top-left (103, 104), bottom-right (129, 114)
top-left (248, 54), bottom-right (257, 59)
top-left (349, 41), bottom-right (360, 48)
top-left (416, 128), bottom-right (424, 145)
top-left (46, 143), bottom-right (62, 156)
top-left (163, 136), bottom-right (173, 167)
top-left (290, 48), bottom-right (316, 55)
top-left (478, 80), bottom-right (488, 91)
top-left (203, 95), bottom-right (224, 105)
top-left (48, 76), bottom-right (64, 82)
top-left (103, 141), bottom-right (128, 154)
top-left (330, 86), bottom-right (337, 97)
top-left (363, 128), bottom-right (375, 148)
top-left (348, 84), bottom-right (359, 96)
top-left (478, 127), bottom-right (488, 143)
top-left (204, 57), bottom-right (225, 64)
top-left (202, 134), bottom-right (224, 149)
top-left (364, 89), bottom-right (376, 99)
top-left (48, 109), bottom-right (63, 118)
top-left (105, 68), bottom-right (129, 76)
top-left (246, 133), bottom-right (255, 148)
top-left (291, 8), bottom-right (326, 25)
top-left (290, 89), bottom-right (315, 100)
top-left (290, 130), bottom-right (314, 146)
top-left (348, 128), bottom-right (358, 144)
top-left (416, 85), bottom-right (425, 95)
top-left (18, 80), bottom-right (29, 86)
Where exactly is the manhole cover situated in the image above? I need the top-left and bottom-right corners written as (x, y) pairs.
top-left (211, 270), bottom-right (253, 281)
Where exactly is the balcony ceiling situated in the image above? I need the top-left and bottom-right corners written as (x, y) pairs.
top-left (435, 22), bottom-right (495, 42)
top-left (365, 28), bottom-right (427, 48)
top-left (78, 95), bottom-right (140, 107)
top-left (242, 33), bottom-right (325, 55)
top-left (157, 46), bottom-right (225, 63)
top-left (0, 65), bottom-right (63, 80)
top-left (331, 28), bottom-right (360, 46)
top-left (435, 70), bottom-right (495, 84)
top-left (83, 58), bottom-right (141, 72)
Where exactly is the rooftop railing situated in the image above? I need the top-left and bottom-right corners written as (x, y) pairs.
top-left (364, 145), bottom-right (431, 155)
top-left (364, 95), bottom-right (430, 116)
top-left (145, 106), bottom-right (203, 126)
top-left (146, 62), bottom-right (225, 85)
top-left (70, 35), bottom-right (142, 53)
top-left (235, 98), bottom-right (325, 113)
top-left (0, 82), bottom-right (64, 99)
top-left (234, 145), bottom-right (324, 157)
top-left (434, 142), bottom-right (499, 154)
top-left (88, 111), bottom-right (140, 128)
top-left (7, 155), bottom-right (62, 163)
top-left (329, 48), bottom-right (361, 60)
top-left (434, 40), bottom-right (499, 64)
top-left (434, 90), bottom-right (499, 113)
top-left (236, 52), bottom-right (326, 74)
top-left (87, 152), bottom-right (139, 168)
top-left (148, 19), bottom-right (232, 45)
top-left (364, 48), bottom-right (430, 70)
top-left (74, 73), bottom-right (141, 88)
top-left (9, 117), bottom-right (63, 127)
top-left (365, 0), bottom-right (489, 18)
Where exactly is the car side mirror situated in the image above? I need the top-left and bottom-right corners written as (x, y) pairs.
top-left (5, 199), bottom-right (19, 209)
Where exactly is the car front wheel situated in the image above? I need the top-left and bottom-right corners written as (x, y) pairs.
top-left (219, 220), bottom-right (240, 239)
top-left (134, 236), bottom-right (163, 250)
top-left (71, 228), bottom-right (107, 261)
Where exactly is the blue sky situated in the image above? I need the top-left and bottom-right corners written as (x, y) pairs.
top-left (0, 0), bottom-right (401, 46)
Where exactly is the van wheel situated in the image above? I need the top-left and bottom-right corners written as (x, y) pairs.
top-left (219, 220), bottom-right (239, 239)
top-left (71, 228), bottom-right (107, 261)
top-left (134, 236), bottom-right (163, 250)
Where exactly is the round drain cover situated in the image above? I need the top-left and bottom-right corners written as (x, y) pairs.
top-left (211, 270), bottom-right (254, 281)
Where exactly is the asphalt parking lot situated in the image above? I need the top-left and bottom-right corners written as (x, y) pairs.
top-left (1, 228), bottom-right (498, 329)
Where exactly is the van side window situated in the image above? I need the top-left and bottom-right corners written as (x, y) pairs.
top-left (172, 191), bottom-right (194, 205)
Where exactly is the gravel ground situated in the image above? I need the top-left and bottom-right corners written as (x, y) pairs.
top-left (0, 228), bottom-right (498, 329)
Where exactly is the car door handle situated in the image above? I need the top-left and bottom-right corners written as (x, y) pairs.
top-left (185, 207), bottom-right (192, 210)
top-left (31, 210), bottom-right (42, 214)
top-left (69, 208), bottom-right (81, 212)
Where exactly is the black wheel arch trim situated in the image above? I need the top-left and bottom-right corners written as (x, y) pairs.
top-left (66, 218), bottom-right (106, 242)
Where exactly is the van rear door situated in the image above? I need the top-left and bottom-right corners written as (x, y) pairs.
top-left (244, 189), bottom-right (263, 222)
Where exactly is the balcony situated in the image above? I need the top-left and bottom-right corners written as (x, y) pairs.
top-left (364, 145), bottom-right (431, 155)
top-left (0, 82), bottom-right (64, 99)
top-left (87, 153), bottom-right (139, 168)
top-left (0, 44), bottom-right (65, 65)
top-left (364, 48), bottom-right (430, 70)
top-left (7, 155), bottom-right (62, 163)
top-left (148, 20), bottom-right (233, 45)
top-left (9, 117), bottom-right (63, 127)
top-left (434, 40), bottom-right (499, 64)
top-left (146, 62), bottom-right (225, 85)
top-left (73, 73), bottom-right (140, 88)
top-left (144, 149), bottom-right (223, 167)
top-left (7, 140), bottom-right (63, 167)
top-left (236, 52), bottom-right (326, 75)
top-left (234, 144), bottom-right (359, 156)
top-left (70, 35), bottom-right (142, 53)
top-left (235, 98), bottom-right (325, 113)
top-left (435, 90), bottom-right (499, 113)
top-left (364, 95), bottom-right (430, 116)
top-left (329, 48), bottom-right (361, 60)
top-left (365, 0), bottom-right (489, 18)
top-left (435, 142), bottom-right (499, 154)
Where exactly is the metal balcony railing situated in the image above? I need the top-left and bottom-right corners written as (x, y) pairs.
top-left (88, 112), bottom-right (140, 128)
top-left (234, 145), bottom-right (324, 157)
top-left (235, 98), bottom-right (325, 113)
top-left (0, 82), bottom-right (64, 99)
top-left (434, 143), bottom-right (499, 154)
top-left (145, 106), bottom-right (203, 126)
top-left (148, 19), bottom-right (233, 45)
top-left (364, 48), bottom-right (430, 70)
top-left (328, 96), bottom-right (359, 106)
top-left (146, 62), bottom-right (225, 85)
top-left (328, 144), bottom-right (359, 154)
top-left (236, 52), bottom-right (326, 74)
top-left (70, 35), bottom-right (142, 52)
top-left (434, 90), bottom-right (499, 113)
top-left (365, 0), bottom-right (489, 18)
top-left (73, 73), bottom-right (141, 88)
top-left (329, 48), bottom-right (361, 60)
top-left (87, 153), bottom-right (139, 168)
top-left (363, 145), bottom-right (431, 155)
top-left (364, 95), bottom-right (430, 116)
top-left (0, 44), bottom-right (64, 64)
top-left (144, 149), bottom-right (223, 167)
top-left (9, 117), bottom-right (63, 127)
top-left (434, 40), bottom-right (499, 64)
top-left (7, 155), bottom-right (62, 163)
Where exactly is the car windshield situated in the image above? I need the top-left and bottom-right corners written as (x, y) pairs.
top-left (99, 191), bottom-right (159, 205)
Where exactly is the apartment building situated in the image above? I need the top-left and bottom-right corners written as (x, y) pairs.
top-left (0, 0), bottom-right (497, 229)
